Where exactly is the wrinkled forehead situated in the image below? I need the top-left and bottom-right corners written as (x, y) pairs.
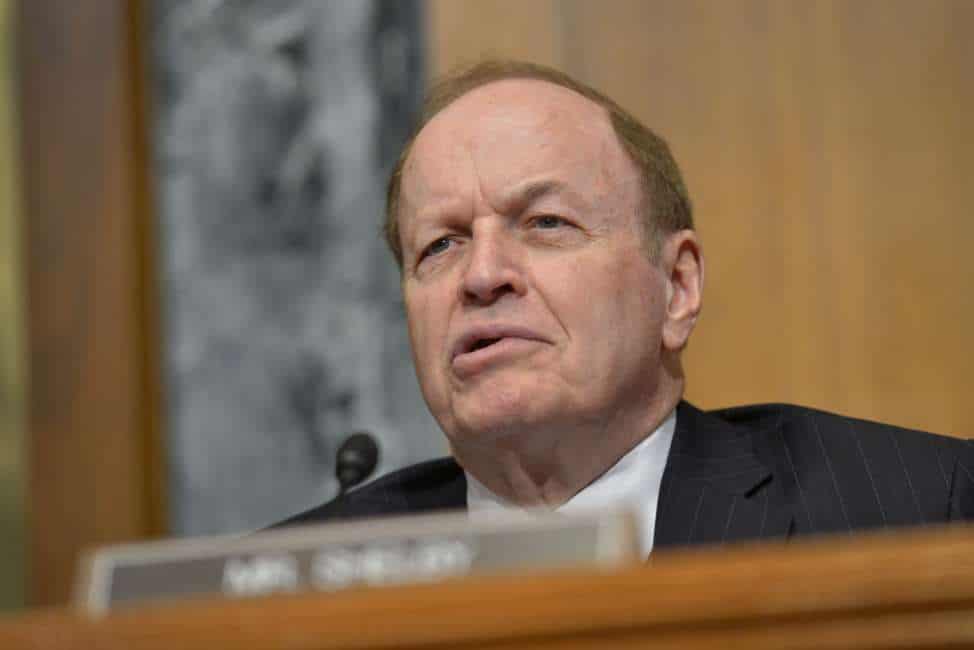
top-left (401, 79), bottom-right (633, 206)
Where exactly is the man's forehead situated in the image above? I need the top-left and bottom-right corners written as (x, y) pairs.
top-left (403, 79), bottom-right (621, 191)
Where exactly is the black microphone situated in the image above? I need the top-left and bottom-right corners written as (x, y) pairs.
top-left (335, 432), bottom-right (380, 496)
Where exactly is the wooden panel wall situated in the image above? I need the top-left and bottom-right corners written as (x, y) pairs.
top-left (427, 0), bottom-right (974, 437)
top-left (18, 0), bottom-right (164, 606)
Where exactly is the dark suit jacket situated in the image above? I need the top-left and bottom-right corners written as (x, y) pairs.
top-left (281, 402), bottom-right (974, 549)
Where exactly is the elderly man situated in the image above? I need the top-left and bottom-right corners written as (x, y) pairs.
top-left (283, 61), bottom-right (974, 553)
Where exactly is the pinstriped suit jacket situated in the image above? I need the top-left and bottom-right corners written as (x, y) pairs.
top-left (281, 402), bottom-right (974, 549)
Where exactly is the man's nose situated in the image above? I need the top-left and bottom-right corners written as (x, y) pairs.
top-left (459, 230), bottom-right (526, 305)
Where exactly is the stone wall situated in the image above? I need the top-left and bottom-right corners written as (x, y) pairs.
top-left (151, 0), bottom-right (441, 535)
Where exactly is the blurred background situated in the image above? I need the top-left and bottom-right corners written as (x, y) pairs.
top-left (1, 0), bottom-right (972, 611)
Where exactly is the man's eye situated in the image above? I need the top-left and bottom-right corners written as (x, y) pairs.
top-left (532, 215), bottom-right (567, 229)
top-left (422, 236), bottom-right (452, 259)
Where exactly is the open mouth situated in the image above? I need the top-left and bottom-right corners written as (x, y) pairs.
top-left (469, 337), bottom-right (502, 352)
top-left (451, 330), bottom-right (545, 377)
top-left (451, 326), bottom-right (547, 366)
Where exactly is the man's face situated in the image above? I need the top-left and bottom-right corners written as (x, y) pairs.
top-left (398, 79), bottom-right (675, 448)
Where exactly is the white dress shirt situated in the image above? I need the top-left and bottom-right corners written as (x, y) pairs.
top-left (465, 409), bottom-right (677, 557)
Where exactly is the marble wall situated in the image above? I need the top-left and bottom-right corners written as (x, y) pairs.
top-left (150, 0), bottom-right (441, 535)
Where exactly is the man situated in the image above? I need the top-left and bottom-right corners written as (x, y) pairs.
top-left (283, 60), bottom-right (974, 553)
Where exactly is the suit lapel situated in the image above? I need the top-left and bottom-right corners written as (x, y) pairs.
top-left (654, 402), bottom-right (793, 550)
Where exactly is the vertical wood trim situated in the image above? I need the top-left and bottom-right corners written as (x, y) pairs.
top-left (0, 0), bottom-right (25, 611)
top-left (18, 0), bottom-right (161, 606)
top-left (128, 0), bottom-right (167, 540)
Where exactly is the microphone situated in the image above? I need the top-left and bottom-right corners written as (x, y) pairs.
top-left (335, 432), bottom-right (380, 496)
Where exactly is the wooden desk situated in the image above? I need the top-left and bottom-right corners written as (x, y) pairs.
top-left (4, 523), bottom-right (974, 649)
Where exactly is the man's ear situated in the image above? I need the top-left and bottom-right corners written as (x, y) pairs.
top-left (661, 230), bottom-right (704, 352)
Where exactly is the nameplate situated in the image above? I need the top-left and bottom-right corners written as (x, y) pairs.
top-left (76, 508), bottom-right (638, 614)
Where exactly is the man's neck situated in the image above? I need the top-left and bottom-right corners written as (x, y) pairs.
top-left (451, 380), bottom-right (683, 508)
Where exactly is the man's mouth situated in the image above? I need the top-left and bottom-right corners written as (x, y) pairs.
top-left (468, 337), bottom-right (502, 352)
top-left (452, 325), bottom-right (545, 360)
top-left (450, 326), bottom-right (548, 378)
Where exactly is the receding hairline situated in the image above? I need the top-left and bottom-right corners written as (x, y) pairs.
top-left (399, 76), bottom-right (629, 200)
top-left (421, 75), bottom-right (615, 130)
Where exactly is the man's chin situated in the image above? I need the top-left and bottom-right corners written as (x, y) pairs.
top-left (446, 402), bottom-right (562, 447)
top-left (435, 375), bottom-right (569, 441)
